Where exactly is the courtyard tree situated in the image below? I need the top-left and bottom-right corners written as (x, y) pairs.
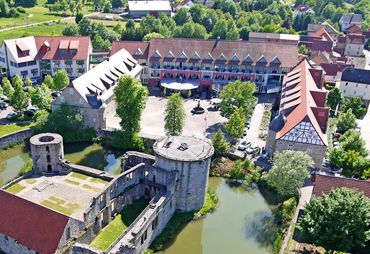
top-left (219, 80), bottom-right (257, 118)
top-left (43, 75), bottom-right (55, 90)
top-left (29, 84), bottom-right (53, 110)
top-left (115, 75), bottom-right (148, 134)
top-left (230, 159), bottom-right (254, 180)
top-left (12, 75), bottom-right (23, 87)
top-left (2, 77), bottom-right (14, 97)
top-left (267, 150), bottom-right (313, 198)
top-left (297, 188), bottom-right (370, 253)
top-left (326, 87), bottom-right (343, 113)
top-left (225, 107), bottom-right (246, 140)
top-left (53, 70), bottom-right (70, 91)
top-left (164, 93), bottom-right (186, 136)
top-left (212, 129), bottom-right (229, 157)
top-left (342, 97), bottom-right (366, 119)
top-left (10, 81), bottom-right (28, 114)
top-left (24, 77), bottom-right (32, 87)
top-left (337, 109), bottom-right (356, 133)
top-left (340, 129), bottom-right (368, 157)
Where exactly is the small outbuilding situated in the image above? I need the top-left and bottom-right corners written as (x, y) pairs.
top-left (128, 1), bottom-right (172, 18)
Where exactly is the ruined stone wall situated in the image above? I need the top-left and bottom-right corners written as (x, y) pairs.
top-left (122, 151), bottom-right (155, 170)
top-left (0, 233), bottom-right (37, 254)
top-left (0, 128), bottom-right (33, 149)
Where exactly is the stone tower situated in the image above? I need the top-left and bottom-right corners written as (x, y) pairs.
top-left (153, 136), bottom-right (214, 211)
top-left (266, 111), bottom-right (286, 156)
top-left (30, 133), bottom-right (65, 175)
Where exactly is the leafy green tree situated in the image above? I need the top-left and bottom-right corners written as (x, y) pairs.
top-left (115, 75), bottom-right (148, 133)
top-left (211, 18), bottom-right (227, 39)
top-left (12, 75), bottom-right (24, 88)
top-left (212, 129), bottom-right (229, 157)
top-left (29, 84), bottom-right (53, 110)
top-left (24, 77), bottom-right (32, 86)
top-left (297, 188), bottom-right (370, 253)
top-left (173, 8), bottom-right (192, 26)
top-left (53, 70), bottom-right (70, 91)
top-left (10, 80), bottom-right (28, 114)
top-left (142, 32), bottom-right (165, 42)
top-left (92, 34), bottom-right (111, 50)
top-left (337, 109), bottom-right (356, 133)
top-left (298, 44), bottom-right (308, 55)
top-left (75, 12), bottom-right (84, 24)
top-left (326, 87), bottom-right (343, 112)
top-left (0, 0), bottom-right (9, 17)
top-left (164, 93), bottom-right (185, 136)
top-left (267, 151), bottom-right (313, 198)
top-left (2, 77), bottom-right (14, 97)
top-left (43, 75), bottom-right (55, 90)
top-left (220, 80), bottom-right (257, 118)
top-left (342, 97), bottom-right (367, 119)
top-left (112, 0), bottom-right (124, 8)
top-left (225, 107), bottom-right (246, 139)
top-left (230, 159), bottom-right (254, 180)
top-left (62, 24), bottom-right (80, 36)
top-left (340, 129), bottom-right (368, 157)
top-left (103, 1), bottom-right (112, 13)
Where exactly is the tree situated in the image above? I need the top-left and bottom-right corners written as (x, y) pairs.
top-left (62, 24), bottom-right (80, 36)
top-left (115, 75), bottom-right (148, 133)
top-left (15, 0), bottom-right (37, 8)
top-left (337, 109), bottom-right (356, 133)
top-left (2, 77), bottom-right (14, 97)
top-left (92, 34), bottom-right (111, 50)
top-left (298, 44), bottom-right (308, 55)
top-left (10, 80), bottom-right (28, 114)
top-left (212, 129), bottom-right (228, 157)
top-left (112, 0), bottom-right (124, 8)
top-left (220, 80), bottom-right (257, 118)
top-left (53, 70), bottom-right (70, 91)
top-left (173, 8), bottom-right (192, 26)
top-left (267, 151), bottom-right (313, 198)
top-left (12, 75), bottom-right (24, 88)
top-left (297, 188), bottom-right (370, 253)
top-left (24, 77), bottom-right (32, 86)
top-left (230, 159), bottom-right (254, 180)
top-left (103, 1), bottom-right (112, 13)
top-left (164, 93), bottom-right (185, 136)
top-left (225, 107), bottom-right (246, 139)
top-left (326, 87), bottom-right (343, 112)
top-left (142, 32), bottom-right (164, 41)
top-left (75, 12), bottom-right (84, 24)
top-left (342, 97), bottom-right (366, 119)
top-left (43, 75), bottom-right (55, 90)
top-left (0, 0), bottom-right (9, 17)
top-left (29, 84), bottom-right (53, 110)
top-left (340, 129), bottom-right (368, 157)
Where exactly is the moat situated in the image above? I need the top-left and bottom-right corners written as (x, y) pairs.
top-left (0, 143), bottom-right (278, 254)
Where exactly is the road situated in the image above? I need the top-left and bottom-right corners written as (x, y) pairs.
top-left (0, 12), bottom-right (99, 32)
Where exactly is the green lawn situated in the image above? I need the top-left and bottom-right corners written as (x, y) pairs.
top-left (90, 199), bottom-right (149, 251)
top-left (82, 184), bottom-right (101, 192)
top-left (89, 177), bottom-right (109, 185)
top-left (0, 123), bottom-right (34, 137)
top-left (0, 0), bottom-right (94, 29)
top-left (41, 196), bottom-right (80, 216)
top-left (70, 172), bottom-right (89, 180)
top-left (64, 179), bottom-right (81, 186)
top-left (6, 183), bottom-right (26, 194)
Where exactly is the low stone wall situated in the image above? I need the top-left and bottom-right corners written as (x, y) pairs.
top-left (0, 128), bottom-right (33, 149)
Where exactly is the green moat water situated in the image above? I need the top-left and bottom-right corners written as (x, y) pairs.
top-left (0, 144), bottom-right (278, 254)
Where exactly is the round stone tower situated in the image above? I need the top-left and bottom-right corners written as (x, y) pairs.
top-left (153, 136), bottom-right (214, 212)
top-left (30, 133), bottom-right (65, 175)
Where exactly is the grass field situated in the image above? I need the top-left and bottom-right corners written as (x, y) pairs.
top-left (0, 0), bottom-right (94, 29)
top-left (6, 183), bottom-right (26, 194)
top-left (82, 184), bottom-right (101, 192)
top-left (90, 199), bottom-right (149, 251)
top-left (0, 122), bottom-right (34, 137)
top-left (41, 196), bottom-right (80, 216)
top-left (89, 177), bottom-right (109, 185)
top-left (71, 172), bottom-right (89, 180)
top-left (64, 179), bottom-right (81, 186)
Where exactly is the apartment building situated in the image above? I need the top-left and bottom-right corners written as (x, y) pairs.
top-left (0, 36), bottom-right (92, 81)
top-left (111, 38), bottom-right (299, 93)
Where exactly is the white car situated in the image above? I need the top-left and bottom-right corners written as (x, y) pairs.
top-left (245, 147), bottom-right (254, 154)
top-left (237, 141), bottom-right (251, 151)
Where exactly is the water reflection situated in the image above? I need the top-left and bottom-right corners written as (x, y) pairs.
top-left (160, 178), bottom-right (278, 254)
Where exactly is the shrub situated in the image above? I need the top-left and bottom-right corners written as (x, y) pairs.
top-left (110, 131), bottom-right (145, 151)
top-left (16, 7), bottom-right (26, 13)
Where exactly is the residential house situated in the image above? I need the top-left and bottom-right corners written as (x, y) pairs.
top-left (266, 60), bottom-right (329, 168)
top-left (111, 38), bottom-right (299, 93)
top-left (307, 23), bottom-right (340, 41)
top-left (320, 63), bottom-right (353, 83)
top-left (128, 1), bottom-right (172, 18)
top-left (0, 36), bottom-right (92, 81)
top-left (336, 34), bottom-right (366, 56)
top-left (52, 49), bottom-right (142, 130)
top-left (293, 5), bottom-right (315, 16)
top-left (301, 27), bottom-right (334, 54)
top-left (339, 13), bottom-right (363, 32)
top-left (173, 0), bottom-right (195, 11)
top-left (339, 68), bottom-right (370, 103)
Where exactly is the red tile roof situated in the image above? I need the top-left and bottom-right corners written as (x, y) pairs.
top-left (0, 190), bottom-right (69, 254)
top-left (277, 60), bottom-right (328, 145)
top-left (34, 36), bottom-right (91, 60)
top-left (346, 34), bottom-right (366, 45)
top-left (347, 24), bottom-right (363, 34)
top-left (320, 63), bottom-right (353, 76)
top-left (312, 27), bottom-right (334, 42)
top-left (111, 41), bottom-right (150, 59)
top-left (313, 174), bottom-right (370, 198)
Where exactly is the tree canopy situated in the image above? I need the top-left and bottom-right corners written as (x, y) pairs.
top-left (225, 107), bottom-right (246, 139)
top-left (10, 76), bottom-right (28, 113)
top-left (267, 150), bottom-right (313, 198)
top-left (326, 87), bottom-right (343, 113)
top-left (164, 93), bottom-right (185, 136)
top-left (53, 70), bottom-right (70, 91)
top-left (212, 129), bottom-right (229, 157)
top-left (342, 97), bottom-right (367, 119)
top-left (297, 188), bottom-right (370, 253)
top-left (337, 109), bottom-right (356, 133)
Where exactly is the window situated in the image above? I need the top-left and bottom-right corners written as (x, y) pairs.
top-left (65, 60), bottom-right (73, 66)
top-left (18, 62), bottom-right (27, 68)
top-left (27, 60), bottom-right (36, 66)
top-left (0, 56), bottom-right (5, 63)
top-left (60, 96), bottom-right (65, 103)
top-left (21, 70), bottom-right (28, 77)
top-left (53, 60), bottom-right (60, 66)
top-left (66, 227), bottom-right (71, 239)
top-left (140, 230), bottom-right (148, 244)
top-left (76, 60), bottom-right (84, 66)
top-left (47, 155), bottom-right (51, 163)
top-left (69, 89), bottom-right (74, 95)
top-left (287, 144), bottom-right (294, 150)
top-left (78, 68), bottom-right (85, 74)
top-left (71, 49), bottom-right (77, 55)
top-left (31, 68), bottom-right (38, 76)
top-left (10, 61), bottom-right (17, 67)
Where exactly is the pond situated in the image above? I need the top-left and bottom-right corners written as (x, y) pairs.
top-left (159, 177), bottom-right (279, 254)
top-left (0, 142), bottom-right (124, 187)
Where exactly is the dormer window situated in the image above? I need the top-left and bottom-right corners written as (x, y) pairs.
top-left (178, 51), bottom-right (188, 59)
top-left (243, 54), bottom-right (253, 64)
top-left (257, 55), bottom-right (268, 65)
top-left (217, 53), bottom-right (226, 61)
top-left (165, 51), bottom-right (174, 58)
top-left (230, 53), bottom-right (239, 62)
top-left (135, 48), bottom-right (143, 55)
top-left (152, 50), bottom-right (161, 58)
top-left (205, 52), bottom-right (213, 60)
top-left (270, 56), bottom-right (281, 65)
top-left (192, 52), bottom-right (200, 59)
top-left (16, 42), bottom-right (30, 58)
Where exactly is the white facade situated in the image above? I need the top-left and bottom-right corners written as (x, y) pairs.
top-left (339, 81), bottom-right (370, 101)
top-left (344, 43), bottom-right (364, 56)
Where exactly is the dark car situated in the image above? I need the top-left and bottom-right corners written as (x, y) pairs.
top-left (51, 91), bottom-right (61, 99)
top-left (24, 107), bottom-right (38, 117)
top-left (0, 101), bottom-right (8, 110)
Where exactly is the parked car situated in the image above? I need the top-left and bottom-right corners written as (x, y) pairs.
top-left (237, 141), bottom-right (251, 151)
top-left (330, 167), bottom-right (343, 174)
top-left (0, 101), bottom-right (8, 110)
top-left (260, 150), bottom-right (269, 159)
top-left (25, 107), bottom-right (39, 117)
top-left (243, 127), bottom-right (249, 136)
top-left (6, 112), bottom-right (17, 120)
top-left (322, 158), bottom-right (330, 168)
top-left (0, 95), bottom-right (9, 103)
top-left (245, 147), bottom-right (254, 154)
top-left (333, 141), bottom-right (340, 148)
top-left (51, 91), bottom-right (61, 99)
top-left (355, 125), bottom-right (361, 132)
